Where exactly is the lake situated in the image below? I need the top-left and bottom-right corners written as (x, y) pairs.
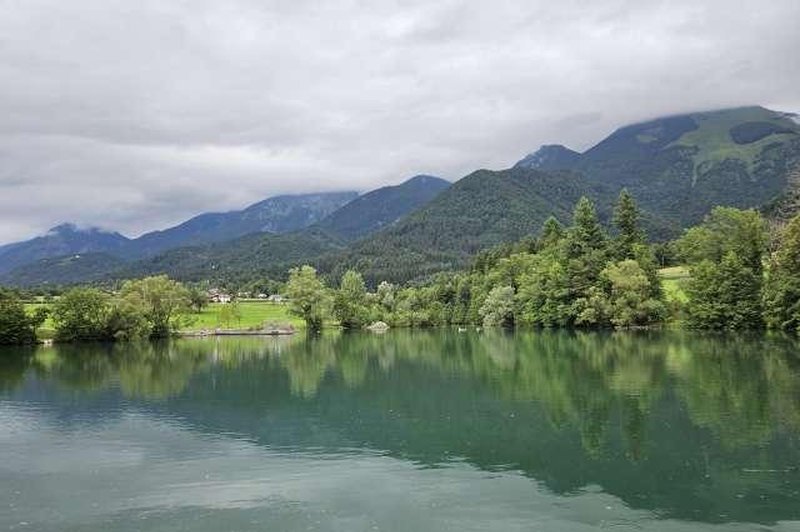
top-left (1, 330), bottom-right (800, 531)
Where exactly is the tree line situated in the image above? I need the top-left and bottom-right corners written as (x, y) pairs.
top-left (4, 190), bottom-right (800, 344)
top-left (285, 191), bottom-right (800, 333)
top-left (0, 276), bottom-right (197, 344)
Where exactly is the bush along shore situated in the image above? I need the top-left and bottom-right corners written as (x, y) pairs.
top-left (3, 191), bottom-right (800, 345)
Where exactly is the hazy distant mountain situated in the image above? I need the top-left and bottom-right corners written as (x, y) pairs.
top-left (0, 191), bottom-right (358, 275)
top-left (126, 191), bottom-right (358, 257)
top-left (0, 177), bottom-right (446, 285)
top-left (317, 175), bottom-right (450, 241)
top-left (0, 224), bottom-right (130, 275)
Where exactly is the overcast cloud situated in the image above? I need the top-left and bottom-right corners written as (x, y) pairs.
top-left (1, 0), bottom-right (799, 242)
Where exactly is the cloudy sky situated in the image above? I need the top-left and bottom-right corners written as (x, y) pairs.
top-left (1, 0), bottom-right (799, 243)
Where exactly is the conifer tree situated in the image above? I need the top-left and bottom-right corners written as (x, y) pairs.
top-left (538, 216), bottom-right (564, 250)
top-left (563, 197), bottom-right (609, 325)
top-left (612, 189), bottom-right (645, 260)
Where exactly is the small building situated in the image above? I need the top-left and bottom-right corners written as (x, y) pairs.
top-left (208, 289), bottom-right (232, 304)
top-left (267, 294), bottom-right (286, 303)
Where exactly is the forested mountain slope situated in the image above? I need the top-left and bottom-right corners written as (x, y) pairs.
top-left (317, 175), bottom-right (450, 241)
top-left (4, 106), bottom-right (800, 287)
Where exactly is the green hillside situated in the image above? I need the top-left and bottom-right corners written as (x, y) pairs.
top-left (570, 106), bottom-right (800, 226)
top-left (318, 167), bottom-right (602, 283)
top-left (3, 252), bottom-right (127, 286)
top-left (116, 228), bottom-right (346, 284)
top-left (317, 175), bottom-right (450, 241)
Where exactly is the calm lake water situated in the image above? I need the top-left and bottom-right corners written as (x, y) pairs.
top-left (1, 330), bottom-right (800, 531)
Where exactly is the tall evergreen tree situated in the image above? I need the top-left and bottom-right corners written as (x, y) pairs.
top-left (538, 216), bottom-right (564, 250)
top-left (562, 197), bottom-right (609, 325)
top-left (612, 189), bottom-right (645, 260)
top-left (566, 197), bottom-right (607, 257)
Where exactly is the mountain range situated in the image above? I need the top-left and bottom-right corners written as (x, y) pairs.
top-left (2, 105), bottom-right (799, 287)
top-left (0, 191), bottom-right (359, 275)
top-left (0, 175), bottom-right (452, 285)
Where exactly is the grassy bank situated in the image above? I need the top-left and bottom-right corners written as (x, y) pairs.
top-left (25, 300), bottom-right (303, 339)
top-left (25, 269), bottom-right (691, 340)
top-left (188, 301), bottom-right (304, 330)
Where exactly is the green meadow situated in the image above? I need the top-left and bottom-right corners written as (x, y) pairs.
top-left (659, 266), bottom-right (690, 304)
top-left (25, 300), bottom-right (303, 337)
top-left (188, 301), bottom-right (303, 330)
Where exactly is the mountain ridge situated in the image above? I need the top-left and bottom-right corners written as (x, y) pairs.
top-left (0, 191), bottom-right (359, 274)
top-left (5, 105), bottom-right (800, 286)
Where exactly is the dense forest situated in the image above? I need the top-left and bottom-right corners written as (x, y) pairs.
top-left (285, 191), bottom-right (800, 333)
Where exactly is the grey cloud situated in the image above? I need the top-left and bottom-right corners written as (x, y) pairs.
top-left (1, 0), bottom-right (799, 242)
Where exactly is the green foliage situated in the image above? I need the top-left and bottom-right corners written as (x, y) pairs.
top-left (479, 286), bottom-right (515, 327)
top-left (52, 277), bottom-right (193, 342)
top-left (119, 276), bottom-right (192, 338)
top-left (333, 270), bottom-right (369, 329)
top-left (218, 301), bottom-right (243, 328)
top-left (764, 214), bottom-right (800, 332)
top-left (677, 206), bottom-right (767, 275)
top-left (332, 194), bottom-right (666, 331)
top-left (538, 216), bottom-right (564, 249)
top-left (285, 265), bottom-right (331, 332)
top-left (516, 251), bottom-right (572, 327)
top-left (613, 189), bottom-right (646, 260)
top-left (563, 197), bottom-right (611, 323)
top-left (0, 290), bottom-right (42, 345)
top-left (188, 286), bottom-right (209, 313)
top-left (686, 254), bottom-right (763, 329)
top-left (52, 288), bottom-right (113, 342)
top-left (677, 208), bottom-right (768, 329)
top-left (603, 260), bottom-right (666, 327)
top-left (105, 297), bottom-right (150, 341)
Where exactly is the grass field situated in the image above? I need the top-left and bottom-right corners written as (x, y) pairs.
top-left (25, 300), bottom-right (302, 336)
top-left (659, 266), bottom-right (690, 304)
top-left (188, 301), bottom-right (303, 330)
top-left (667, 107), bottom-right (797, 176)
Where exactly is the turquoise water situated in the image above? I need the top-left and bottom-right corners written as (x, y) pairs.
top-left (1, 330), bottom-right (800, 531)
